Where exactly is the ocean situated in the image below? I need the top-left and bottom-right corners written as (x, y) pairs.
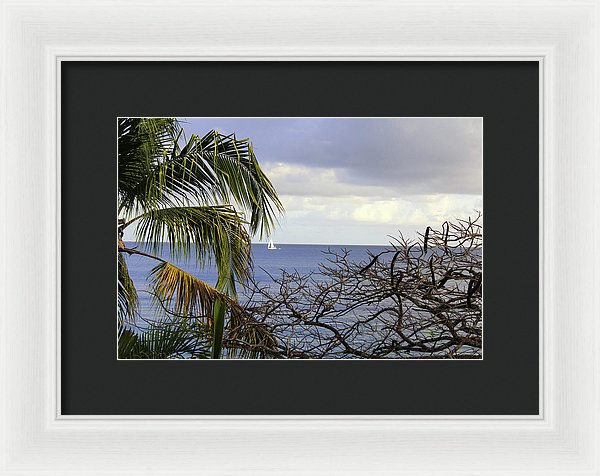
top-left (122, 241), bottom-right (482, 359)
top-left (123, 242), bottom-right (390, 321)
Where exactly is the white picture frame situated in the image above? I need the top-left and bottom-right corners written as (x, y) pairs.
top-left (1, 0), bottom-right (598, 474)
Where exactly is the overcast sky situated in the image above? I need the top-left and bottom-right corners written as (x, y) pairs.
top-left (129, 117), bottom-right (483, 245)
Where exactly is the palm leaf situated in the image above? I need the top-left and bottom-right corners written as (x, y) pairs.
top-left (149, 261), bottom-right (233, 322)
top-left (117, 326), bottom-right (142, 358)
top-left (118, 119), bottom-right (283, 239)
top-left (195, 130), bottom-right (284, 238)
top-left (149, 262), bottom-right (247, 358)
top-left (117, 253), bottom-right (138, 324)
top-left (118, 321), bottom-right (210, 359)
top-left (118, 118), bottom-right (182, 213)
top-left (133, 205), bottom-right (251, 295)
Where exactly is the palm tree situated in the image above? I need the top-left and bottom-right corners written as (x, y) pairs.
top-left (117, 118), bottom-right (283, 358)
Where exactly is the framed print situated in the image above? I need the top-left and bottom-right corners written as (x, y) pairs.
top-left (1, 1), bottom-right (599, 475)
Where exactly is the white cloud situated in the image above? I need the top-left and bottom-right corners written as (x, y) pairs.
top-left (273, 193), bottom-right (482, 244)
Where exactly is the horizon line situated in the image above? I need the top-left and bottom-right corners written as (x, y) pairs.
top-left (123, 240), bottom-right (391, 247)
top-left (254, 242), bottom-right (391, 247)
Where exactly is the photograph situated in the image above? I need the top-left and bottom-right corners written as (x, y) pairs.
top-left (117, 117), bottom-right (483, 359)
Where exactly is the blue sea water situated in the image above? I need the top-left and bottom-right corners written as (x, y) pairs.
top-left (123, 242), bottom-right (389, 321)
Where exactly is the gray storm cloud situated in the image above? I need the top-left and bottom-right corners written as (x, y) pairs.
top-left (182, 117), bottom-right (482, 195)
top-left (176, 117), bottom-right (482, 244)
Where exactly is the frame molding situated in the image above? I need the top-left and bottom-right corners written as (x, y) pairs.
top-left (1, 1), bottom-right (598, 474)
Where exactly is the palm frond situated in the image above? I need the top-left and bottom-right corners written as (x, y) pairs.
top-left (149, 261), bottom-right (233, 322)
top-left (149, 261), bottom-right (247, 358)
top-left (118, 118), bottom-right (183, 213)
top-left (117, 253), bottom-right (138, 324)
top-left (118, 321), bottom-right (210, 359)
top-left (134, 205), bottom-right (251, 294)
top-left (196, 130), bottom-right (284, 238)
top-left (118, 120), bottom-right (283, 239)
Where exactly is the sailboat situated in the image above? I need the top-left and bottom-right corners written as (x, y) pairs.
top-left (267, 237), bottom-right (277, 250)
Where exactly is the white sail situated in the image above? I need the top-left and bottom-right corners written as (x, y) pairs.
top-left (268, 238), bottom-right (277, 250)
